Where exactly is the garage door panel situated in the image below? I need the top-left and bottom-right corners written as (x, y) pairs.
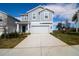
top-left (30, 26), bottom-right (49, 34)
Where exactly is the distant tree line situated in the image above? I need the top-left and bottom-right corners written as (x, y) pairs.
top-left (56, 10), bottom-right (79, 32)
top-left (56, 20), bottom-right (70, 31)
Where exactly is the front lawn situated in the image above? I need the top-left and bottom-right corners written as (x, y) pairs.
top-left (0, 33), bottom-right (30, 48)
top-left (50, 31), bottom-right (79, 45)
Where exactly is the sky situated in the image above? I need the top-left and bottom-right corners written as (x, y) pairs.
top-left (0, 3), bottom-right (79, 23)
top-left (44, 3), bottom-right (79, 22)
top-left (0, 3), bottom-right (47, 17)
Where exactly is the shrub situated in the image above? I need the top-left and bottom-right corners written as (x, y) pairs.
top-left (0, 32), bottom-right (19, 39)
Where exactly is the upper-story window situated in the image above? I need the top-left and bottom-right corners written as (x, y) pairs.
top-left (24, 16), bottom-right (27, 20)
top-left (22, 16), bottom-right (27, 21)
top-left (32, 13), bottom-right (36, 20)
top-left (44, 12), bottom-right (49, 19)
top-left (0, 17), bottom-right (2, 21)
top-left (0, 19), bottom-right (2, 21)
top-left (45, 15), bottom-right (48, 18)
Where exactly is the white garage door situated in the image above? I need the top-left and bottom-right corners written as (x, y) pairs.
top-left (30, 26), bottom-right (49, 34)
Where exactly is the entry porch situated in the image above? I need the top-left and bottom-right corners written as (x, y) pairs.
top-left (16, 21), bottom-right (30, 33)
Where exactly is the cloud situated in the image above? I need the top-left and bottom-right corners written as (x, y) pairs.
top-left (43, 3), bottom-right (79, 21)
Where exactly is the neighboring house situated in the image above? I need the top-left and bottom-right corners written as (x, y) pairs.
top-left (16, 5), bottom-right (54, 34)
top-left (0, 11), bottom-right (19, 35)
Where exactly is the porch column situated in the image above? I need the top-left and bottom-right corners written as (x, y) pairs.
top-left (27, 23), bottom-right (30, 33)
top-left (17, 24), bottom-right (19, 33)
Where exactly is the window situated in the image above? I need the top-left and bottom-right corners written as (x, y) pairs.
top-left (0, 19), bottom-right (2, 21)
top-left (39, 12), bottom-right (40, 15)
top-left (33, 16), bottom-right (35, 19)
top-left (24, 16), bottom-right (26, 20)
top-left (44, 12), bottom-right (49, 19)
top-left (0, 17), bottom-right (2, 21)
top-left (32, 14), bottom-right (36, 19)
top-left (45, 16), bottom-right (48, 18)
top-left (22, 16), bottom-right (27, 21)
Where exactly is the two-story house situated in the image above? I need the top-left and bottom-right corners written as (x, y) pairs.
top-left (16, 5), bottom-right (54, 34)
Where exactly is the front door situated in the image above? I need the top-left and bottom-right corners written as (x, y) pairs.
top-left (22, 25), bottom-right (26, 32)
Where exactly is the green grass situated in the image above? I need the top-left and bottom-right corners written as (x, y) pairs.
top-left (50, 31), bottom-right (79, 45)
top-left (0, 33), bottom-right (30, 48)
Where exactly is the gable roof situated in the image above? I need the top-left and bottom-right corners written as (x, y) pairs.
top-left (26, 5), bottom-right (54, 14)
top-left (8, 15), bottom-right (20, 22)
top-left (0, 11), bottom-right (20, 22)
top-left (21, 5), bottom-right (54, 16)
top-left (39, 8), bottom-right (54, 13)
top-left (26, 5), bottom-right (44, 14)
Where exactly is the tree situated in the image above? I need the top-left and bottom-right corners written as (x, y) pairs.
top-left (65, 20), bottom-right (70, 29)
top-left (72, 10), bottom-right (79, 32)
top-left (56, 23), bottom-right (63, 30)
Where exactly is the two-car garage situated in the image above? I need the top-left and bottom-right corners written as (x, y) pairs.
top-left (30, 26), bottom-right (50, 34)
top-left (30, 22), bottom-right (52, 34)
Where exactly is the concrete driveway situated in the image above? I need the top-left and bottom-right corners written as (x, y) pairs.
top-left (15, 34), bottom-right (67, 48)
top-left (0, 33), bottom-right (79, 56)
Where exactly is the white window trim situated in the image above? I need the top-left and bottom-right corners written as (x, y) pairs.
top-left (21, 16), bottom-right (28, 21)
top-left (0, 16), bottom-right (3, 21)
top-left (32, 13), bottom-right (36, 20)
top-left (44, 12), bottom-right (49, 20)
